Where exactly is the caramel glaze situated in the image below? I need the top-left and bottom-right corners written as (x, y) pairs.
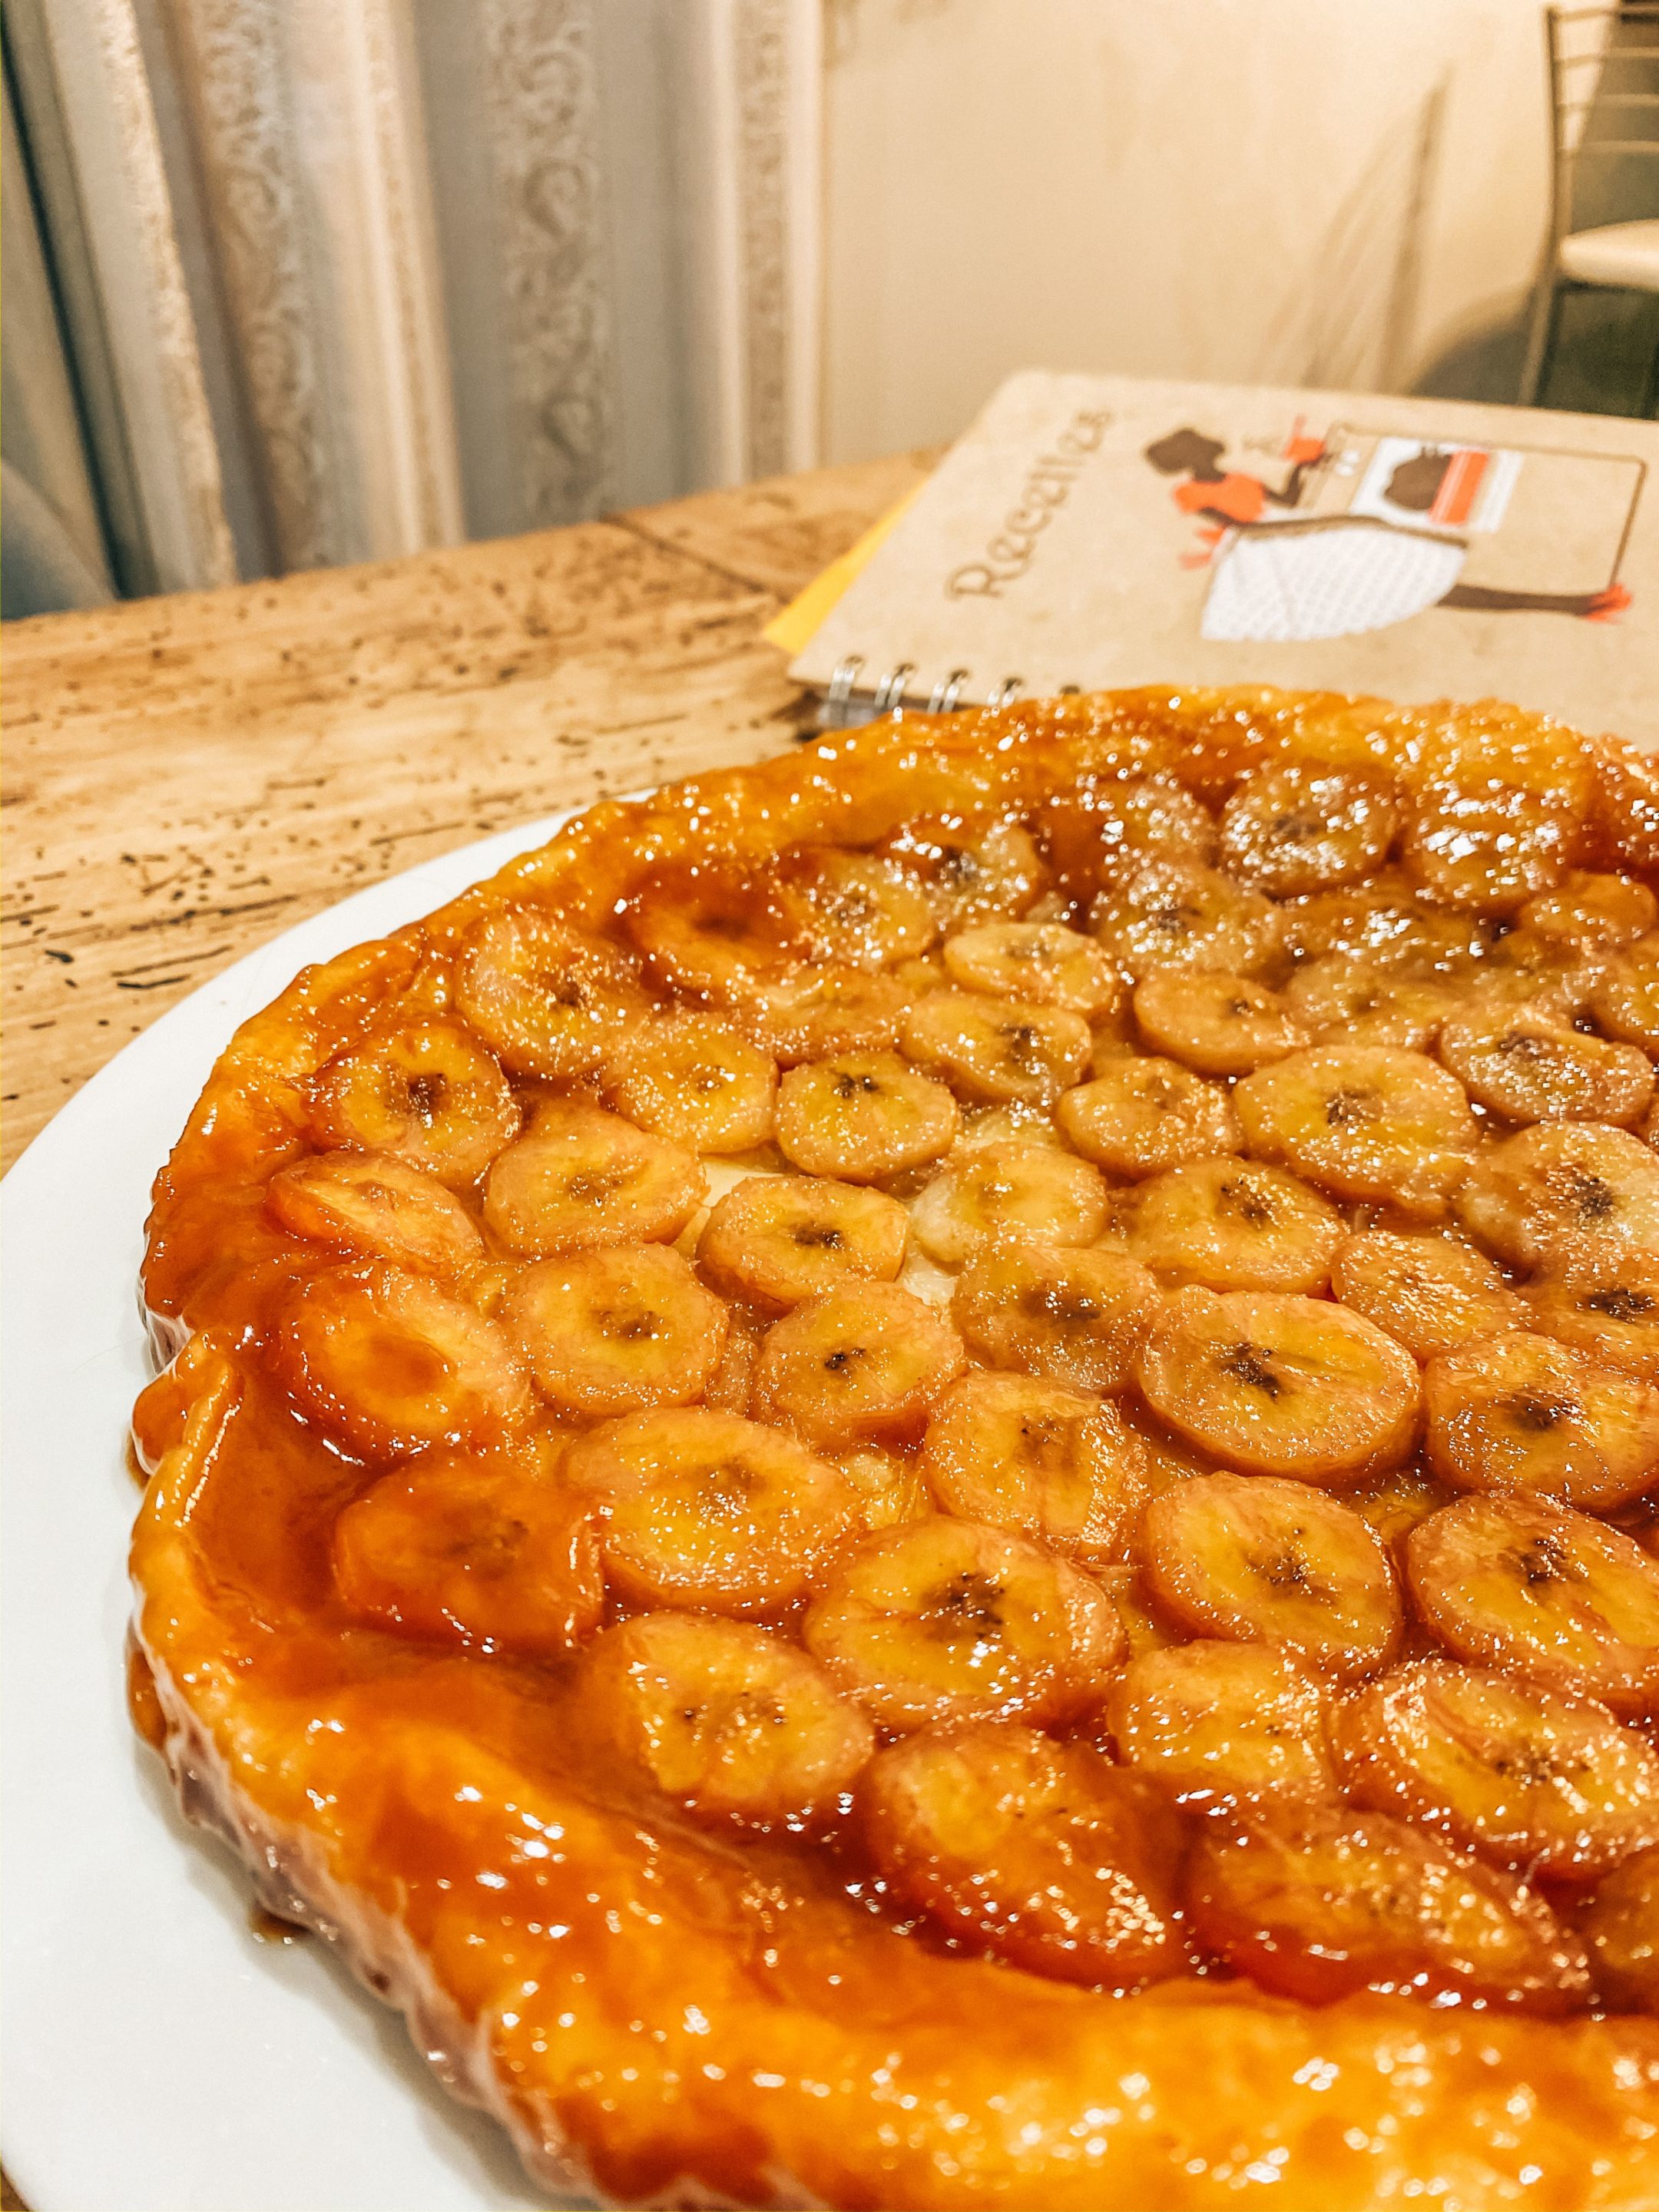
top-left (131, 688), bottom-right (1659, 2208)
top-left (247, 1906), bottom-right (310, 1945)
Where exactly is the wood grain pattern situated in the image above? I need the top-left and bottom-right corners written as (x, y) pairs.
top-left (1, 450), bottom-right (932, 1173)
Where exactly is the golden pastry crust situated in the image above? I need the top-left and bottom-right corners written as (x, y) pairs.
top-left (131, 686), bottom-right (1659, 2209)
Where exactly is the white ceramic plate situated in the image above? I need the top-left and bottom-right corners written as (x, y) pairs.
top-left (1, 812), bottom-right (610, 2212)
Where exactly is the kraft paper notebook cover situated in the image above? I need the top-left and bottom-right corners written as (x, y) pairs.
top-left (787, 371), bottom-right (1659, 745)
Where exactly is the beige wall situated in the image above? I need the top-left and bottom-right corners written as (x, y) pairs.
top-left (823, 0), bottom-right (1550, 462)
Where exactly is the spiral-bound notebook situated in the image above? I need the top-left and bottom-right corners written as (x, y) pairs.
top-left (785, 371), bottom-right (1659, 746)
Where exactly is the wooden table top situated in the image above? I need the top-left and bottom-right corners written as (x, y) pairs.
top-left (1, 451), bottom-right (932, 1175)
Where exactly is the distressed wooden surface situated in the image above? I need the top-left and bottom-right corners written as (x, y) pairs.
top-left (1, 449), bottom-right (933, 1173)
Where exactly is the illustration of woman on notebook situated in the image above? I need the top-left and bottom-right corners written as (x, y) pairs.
top-left (1144, 426), bottom-right (1631, 643)
top-left (1145, 427), bottom-right (1331, 531)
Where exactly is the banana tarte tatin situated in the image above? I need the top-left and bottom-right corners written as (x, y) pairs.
top-left (130, 687), bottom-right (1659, 2209)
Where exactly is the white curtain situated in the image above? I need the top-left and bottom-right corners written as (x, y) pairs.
top-left (2, 63), bottom-right (117, 612)
top-left (6, 0), bottom-right (823, 594)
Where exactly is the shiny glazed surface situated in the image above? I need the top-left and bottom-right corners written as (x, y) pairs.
top-left (131, 687), bottom-right (1659, 2207)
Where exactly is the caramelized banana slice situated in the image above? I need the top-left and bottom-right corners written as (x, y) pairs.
top-left (1580, 1844), bottom-right (1659, 2012)
top-left (1106, 1640), bottom-right (1339, 1813)
top-left (1581, 737), bottom-right (1659, 874)
top-left (628, 866), bottom-right (911, 1057)
top-left (626, 861), bottom-right (793, 1002)
top-left (1478, 925), bottom-right (1613, 1021)
top-left (600, 1014), bottom-right (778, 1154)
top-left (455, 907), bottom-right (651, 1078)
top-left (310, 1020), bottom-right (519, 1187)
top-left (697, 1175), bottom-right (908, 1312)
top-left (1424, 1330), bottom-right (1659, 1511)
top-left (909, 1142), bottom-right (1108, 1266)
top-left (563, 1407), bottom-right (861, 1615)
top-left (502, 1246), bottom-right (727, 1417)
top-left (861, 1725), bottom-right (1187, 1988)
top-left (1186, 1806), bottom-right (1591, 2011)
top-left (775, 1051), bottom-right (959, 1182)
top-left (1056, 1059), bottom-right (1243, 1179)
top-left (1141, 1472), bottom-right (1402, 1680)
top-left (1332, 1230), bottom-right (1524, 1360)
top-left (1592, 932), bottom-right (1659, 1052)
top-left (952, 1234), bottom-right (1157, 1392)
top-left (1108, 1157), bottom-right (1343, 1294)
top-left (333, 1450), bottom-right (602, 1657)
top-left (630, 868), bottom-right (909, 1063)
top-left (900, 989), bottom-right (1091, 1104)
top-left (1402, 723), bottom-right (1587, 916)
top-left (772, 847), bottom-right (938, 968)
top-left (1218, 762), bottom-right (1401, 896)
top-left (1283, 956), bottom-right (1453, 1051)
top-left (578, 1611), bottom-right (873, 1827)
top-left (1528, 1238), bottom-right (1659, 1382)
top-left (1132, 972), bottom-right (1310, 1077)
top-left (1136, 1288), bottom-right (1421, 1485)
top-left (267, 1151), bottom-right (484, 1276)
top-left (275, 1265), bottom-right (533, 1458)
top-left (1336, 1657), bottom-right (1659, 1883)
top-left (1439, 1006), bottom-right (1654, 1127)
top-left (919, 1372), bottom-right (1151, 1566)
top-left (484, 1100), bottom-right (704, 1257)
top-left (1522, 869), bottom-right (1657, 949)
top-left (753, 1283), bottom-right (964, 1448)
top-left (1039, 774), bottom-right (1218, 905)
top-left (747, 969), bottom-right (911, 1065)
top-left (1454, 1123), bottom-right (1659, 1265)
top-left (940, 922), bottom-right (1122, 1016)
top-left (1406, 1496), bottom-right (1659, 1717)
top-left (1090, 856), bottom-right (1283, 979)
top-left (1233, 1045), bottom-right (1480, 1219)
top-left (803, 1517), bottom-right (1124, 1731)
top-left (957, 1100), bottom-right (1068, 1151)
top-left (1278, 870), bottom-right (1495, 971)
top-left (876, 813), bottom-right (1046, 928)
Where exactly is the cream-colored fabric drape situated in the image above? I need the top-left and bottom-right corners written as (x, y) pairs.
top-left (10, 0), bottom-right (237, 594)
top-left (14, 0), bottom-right (823, 592)
top-left (2, 68), bottom-right (115, 612)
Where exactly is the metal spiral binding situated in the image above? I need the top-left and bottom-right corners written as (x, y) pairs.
top-left (928, 667), bottom-right (970, 715)
top-left (873, 661), bottom-right (916, 715)
top-left (826, 655), bottom-right (866, 714)
top-left (821, 658), bottom-right (1036, 729)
